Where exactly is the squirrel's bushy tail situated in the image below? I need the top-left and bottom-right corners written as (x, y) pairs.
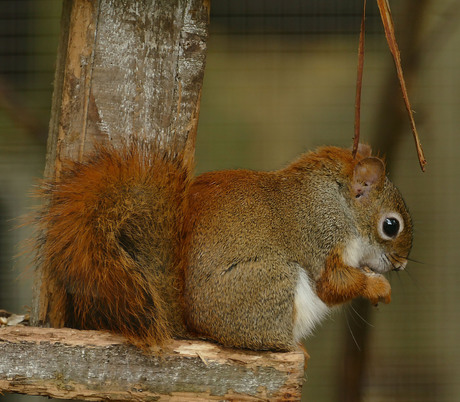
top-left (34, 142), bottom-right (190, 348)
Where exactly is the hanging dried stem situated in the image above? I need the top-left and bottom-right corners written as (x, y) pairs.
top-left (352, 0), bottom-right (367, 158)
top-left (377, 0), bottom-right (427, 171)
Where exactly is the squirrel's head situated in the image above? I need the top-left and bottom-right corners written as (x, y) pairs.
top-left (342, 145), bottom-right (413, 274)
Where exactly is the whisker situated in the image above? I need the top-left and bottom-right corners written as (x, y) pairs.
top-left (344, 312), bottom-right (361, 352)
top-left (394, 253), bottom-right (424, 265)
top-left (349, 303), bottom-right (374, 328)
top-left (384, 254), bottom-right (398, 271)
top-left (392, 269), bottom-right (404, 289)
top-left (381, 254), bottom-right (388, 266)
top-left (403, 266), bottom-right (417, 283)
top-left (389, 253), bottom-right (404, 265)
top-left (347, 306), bottom-right (364, 327)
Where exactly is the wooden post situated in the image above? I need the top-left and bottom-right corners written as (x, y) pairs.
top-left (32, 0), bottom-right (210, 327)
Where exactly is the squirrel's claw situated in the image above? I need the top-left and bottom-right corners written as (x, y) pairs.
top-left (363, 271), bottom-right (392, 306)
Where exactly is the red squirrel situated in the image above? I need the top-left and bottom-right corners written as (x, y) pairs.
top-left (34, 142), bottom-right (412, 351)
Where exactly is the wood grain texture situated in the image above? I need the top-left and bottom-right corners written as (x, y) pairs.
top-left (0, 326), bottom-right (304, 401)
top-left (45, 0), bottom-right (209, 177)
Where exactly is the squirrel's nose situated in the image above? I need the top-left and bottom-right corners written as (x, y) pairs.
top-left (392, 259), bottom-right (407, 271)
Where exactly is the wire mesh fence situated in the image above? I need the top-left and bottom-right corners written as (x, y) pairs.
top-left (1, 1), bottom-right (458, 401)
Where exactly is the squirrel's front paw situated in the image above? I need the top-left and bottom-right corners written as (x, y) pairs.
top-left (363, 271), bottom-right (391, 305)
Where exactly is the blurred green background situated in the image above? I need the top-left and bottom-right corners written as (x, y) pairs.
top-left (1, 1), bottom-right (459, 401)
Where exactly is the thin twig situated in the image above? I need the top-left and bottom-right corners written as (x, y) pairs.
top-left (377, 0), bottom-right (427, 171)
top-left (352, 0), bottom-right (367, 158)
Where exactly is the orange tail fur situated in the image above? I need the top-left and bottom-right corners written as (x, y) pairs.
top-left (34, 143), bottom-right (189, 348)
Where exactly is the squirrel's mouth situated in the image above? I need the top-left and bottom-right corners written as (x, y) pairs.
top-left (362, 254), bottom-right (407, 275)
top-left (386, 254), bottom-right (408, 272)
top-left (343, 239), bottom-right (408, 274)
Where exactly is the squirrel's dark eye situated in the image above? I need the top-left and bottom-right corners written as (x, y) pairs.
top-left (378, 212), bottom-right (404, 240)
top-left (382, 218), bottom-right (400, 238)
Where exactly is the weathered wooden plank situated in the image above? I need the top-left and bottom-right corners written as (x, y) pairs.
top-left (45, 0), bottom-right (209, 175)
top-left (0, 326), bottom-right (304, 401)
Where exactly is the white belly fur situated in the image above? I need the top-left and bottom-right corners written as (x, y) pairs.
top-left (293, 267), bottom-right (330, 343)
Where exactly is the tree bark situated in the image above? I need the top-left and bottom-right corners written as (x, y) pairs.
top-left (45, 0), bottom-right (209, 175)
top-left (32, 0), bottom-right (210, 327)
top-left (0, 326), bottom-right (304, 401)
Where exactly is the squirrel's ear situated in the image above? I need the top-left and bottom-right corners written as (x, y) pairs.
top-left (352, 157), bottom-right (385, 199)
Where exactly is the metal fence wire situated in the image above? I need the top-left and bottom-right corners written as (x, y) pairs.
top-left (1, 1), bottom-right (458, 401)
